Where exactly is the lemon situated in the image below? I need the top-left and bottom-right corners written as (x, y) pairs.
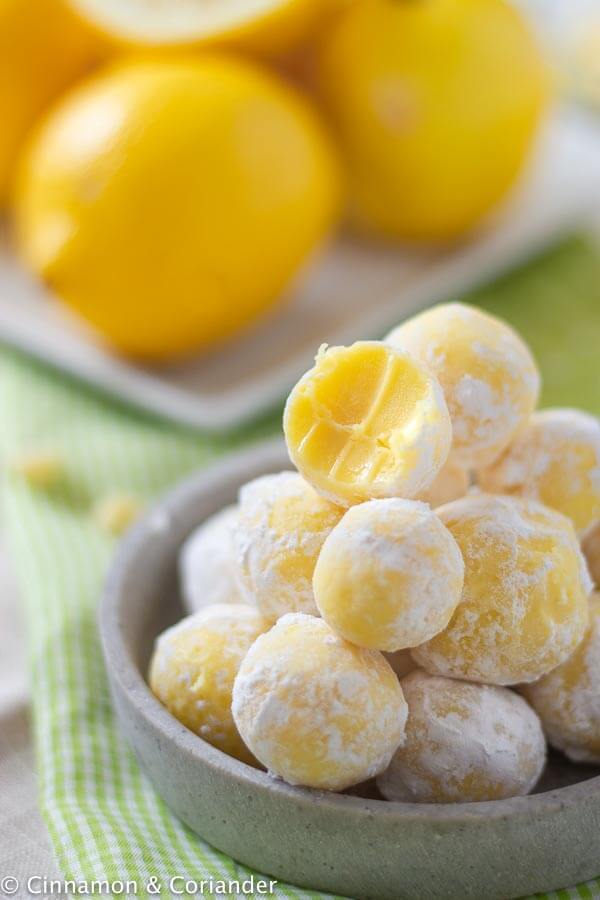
top-left (315, 0), bottom-right (549, 242)
top-left (0, 0), bottom-right (103, 205)
top-left (66, 0), bottom-right (327, 57)
top-left (15, 58), bottom-right (341, 361)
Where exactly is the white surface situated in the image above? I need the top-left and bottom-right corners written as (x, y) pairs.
top-left (1, 110), bottom-right (599, 433)
top-left (0, 536), bottom-right (60, 898)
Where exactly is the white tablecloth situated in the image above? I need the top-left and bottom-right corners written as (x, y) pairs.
top-left (0, 534), bottom-right (60, 896)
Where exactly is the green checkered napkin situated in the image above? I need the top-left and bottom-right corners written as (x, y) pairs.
top-left (1, 235), bottom-right (599, 900)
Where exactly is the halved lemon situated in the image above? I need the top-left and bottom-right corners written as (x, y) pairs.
top-left (67, 0), bottom-right (325, 56)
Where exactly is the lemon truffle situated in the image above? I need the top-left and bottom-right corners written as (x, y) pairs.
top-left (416, 458), bottom-right (470, 508)
top-left (232, 613), bottom-right (407, 791)
top-left (283, 341), bottom-right (452, 507)
top-left (232, 471), bottom-right (344, 620)
top-left (179, 505), bottom-right (245, 613)
top-left (386, 303), bottom-right (540, 469)
top-left (523, 593), bottom-right (600, 765)
top-left (478, 409), bottom-right (600, 534)
top-left (377, 670), bottom-right (546, 803)
top-left (313, 498), bottom-right (464, 651)
top-left (149, 604), bottom-right (270, 765)
top-left (412, 494), bottom-right (592, 685)
top-left (583, 521), bottom-right (600, 589)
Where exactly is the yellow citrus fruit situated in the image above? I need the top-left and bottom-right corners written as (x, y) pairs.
top-left (315, 0), bottom-right (549, 241)
top-left (0, 0), bottom-right (103, 205)
top-left (15, 57), bottom-right (341, 361)
top-left (66, 0), bottom-right (329, 58)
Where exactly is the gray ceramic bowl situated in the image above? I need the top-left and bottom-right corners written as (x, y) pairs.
top-left (100, 438), bottom-right (600, 900)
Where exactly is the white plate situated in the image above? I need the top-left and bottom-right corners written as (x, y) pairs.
top-left (1, 110), bottom-right (599, 432)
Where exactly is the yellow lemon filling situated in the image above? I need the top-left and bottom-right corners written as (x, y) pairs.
top-left (284, 341), bottom-right (452, 506)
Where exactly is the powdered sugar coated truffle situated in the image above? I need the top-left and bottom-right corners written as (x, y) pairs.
top-left (232, 471), bottom-right (344, 620)
top-left (377, 670), bottom-right (546, 803)
top-left (179, 505), bottom-right (245, 613)
top-left (283, 341), bottom-right (452, 507)
top-left (313, 498), bottom-right (464, 651)
top-left (232, 613), bottom-right (407, 791)
top-left (412, 493), bottom-right (592, 685)
top-left (386, 303), bottom-right (540, 469)
top-left (523, 592), bottom-right (600, 764)
top-left (149, 604), bottom-right (270, 765)
top-left (478, 408), bottom-right (600, 534)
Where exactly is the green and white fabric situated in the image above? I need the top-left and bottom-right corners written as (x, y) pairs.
top-left (0, 236), bottom-right (599, 900)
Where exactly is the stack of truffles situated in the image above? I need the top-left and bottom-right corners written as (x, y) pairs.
top-left (150, 303), bottom-right (600, 803)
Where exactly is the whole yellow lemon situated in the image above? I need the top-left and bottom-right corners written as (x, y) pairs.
top-left (0, 0), bottom-right (103, 205)
top-left (15, 57), bottom-right (341, 361)
top-left (315, 0), bottom-right (548, 241)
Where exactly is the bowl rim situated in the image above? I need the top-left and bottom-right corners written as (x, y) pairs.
top-left (100, 436), bottom-right (600, 824)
